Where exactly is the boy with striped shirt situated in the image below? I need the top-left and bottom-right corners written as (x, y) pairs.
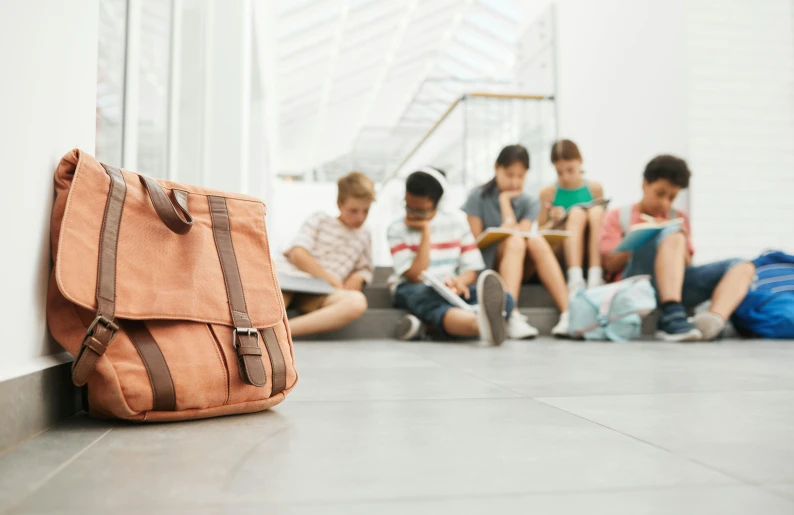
top-left (388, 168), bottom-right (532, 345)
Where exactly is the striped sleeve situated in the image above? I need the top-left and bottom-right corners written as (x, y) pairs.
top-left (387, 220), bottom-right (415, 279)
top-left (287, 212), bottom-right (323, 255)
top-left (352, 230), bottom-right (374, 284)
top-left (457, 219), bottom-right (485, 274)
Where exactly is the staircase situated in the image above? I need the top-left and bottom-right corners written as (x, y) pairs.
top-left (291, 267), bottom-right (660, 340)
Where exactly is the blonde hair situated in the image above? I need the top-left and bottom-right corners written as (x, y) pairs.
top-left (337, 171), bottom-right (376, 203)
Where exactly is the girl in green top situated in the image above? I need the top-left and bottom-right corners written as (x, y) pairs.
top-left (538, 140), bottom-right (606, 292)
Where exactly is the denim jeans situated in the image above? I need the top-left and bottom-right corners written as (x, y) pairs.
top-left (623, 225), bottom-right (743, 308)
top-left (394, 281), bottom-right (515, 337)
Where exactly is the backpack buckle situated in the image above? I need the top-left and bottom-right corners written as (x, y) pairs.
top-left (232, 327), bottom-right (259, 349)
top-left (85, 315), bottom-right (119, 343)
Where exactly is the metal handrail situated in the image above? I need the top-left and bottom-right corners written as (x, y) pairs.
top-left (381, 92), bottom-right (554, 186)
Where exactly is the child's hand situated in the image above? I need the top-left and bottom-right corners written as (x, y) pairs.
top-left (404, 218), bottom-right (430, 231)
top-left (546, 202), bottom-right (566, 223)
top-left (445, 276), bottom-right (471, 299)
top-left (499, 190), bottom-right (523, 202)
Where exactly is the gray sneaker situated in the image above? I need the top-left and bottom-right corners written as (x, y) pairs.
top-left (476, 270), bottom-right (507, 346)
top-left (396, 314), bottom-right (423, 341)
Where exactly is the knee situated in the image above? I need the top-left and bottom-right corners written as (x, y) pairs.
top-left (659, 229), bottom-right (686, 248)
top-left (566, 207), bottom-right (587, 227)
top-left (343, 290), bottom-right (368, 318)
top-left (587, 206), bottom-right (604, 224)
top-left (503, 234), bottom-right (526, 254)
top-left (527, 235), bottom-right (551, 255)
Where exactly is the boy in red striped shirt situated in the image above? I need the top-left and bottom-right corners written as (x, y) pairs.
top-left (387, 167), bottom-right (516, 345)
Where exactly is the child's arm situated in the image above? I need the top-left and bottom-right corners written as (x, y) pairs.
top-left (402, 220), bottom-right (432, 283)
top-left (537, 185), bottom-right (560, 229)
top-left (344, 233), bottom-right (373, 291)
top-left (589, 181), bottom-right (604, 199)
top-left (286, 247), bottom-right (344, 289)
top-left (285, 214), bottom-right (343, 288)
top-left (600, 208), bottom-right (631, 274)
top-left (467, 215), bottom-right (484, 239)
top-left (498, 191), bottom-right (522, 228)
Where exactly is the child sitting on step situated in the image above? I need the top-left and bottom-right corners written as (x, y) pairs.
top-left (537, 139), bottom-right (606, 292)
top-left (600, 155), bottom-right (749, 342)
top-left (388, 167), bottom-right (516, 345)
top-left (282, 172), bottom-right (374, 337)
top-left (462, 144), bottom-right (569, 338)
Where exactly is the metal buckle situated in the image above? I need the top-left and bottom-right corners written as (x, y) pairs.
top-left (85, 315), bottom-right (120, 345)
top-left (232, 327), bottom-right (259, 349)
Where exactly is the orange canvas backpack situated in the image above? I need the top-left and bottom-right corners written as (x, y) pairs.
top-left (47, 149), bottom-right (297, 421)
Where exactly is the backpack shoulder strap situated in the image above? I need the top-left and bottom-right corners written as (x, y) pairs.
top-left (619, 204), bottom-right (633, 234)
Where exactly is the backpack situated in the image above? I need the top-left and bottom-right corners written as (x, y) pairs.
top-left (47, 150), bottom-right (297, 421)
top-left (732, 251), bottom-right (794, 339)
top-left (568, 276), bottom-right (657, 341)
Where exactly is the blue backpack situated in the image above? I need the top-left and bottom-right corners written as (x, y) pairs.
top-left (732, 251), bottom-right (794, 339)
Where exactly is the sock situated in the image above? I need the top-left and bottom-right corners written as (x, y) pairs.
top-left (661, 301), bottom-right (683, 313)
top-left (567, 267), bottom-right (583, 285)
top-left (587, 267), bottom-right (603, 283)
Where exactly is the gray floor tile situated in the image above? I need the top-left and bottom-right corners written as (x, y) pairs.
top-left (288, 365), bottom-right (521, 401)
top-left (410, 339), bottom-right (794, 397)
top-left (0, 416), bottom-right (113, 511)
top-left (761, 483), bottom-right (794, 501)
top-left (293, 340), bottom-right (440, 370)
top-left (9, 399), bottom-right (736, 512)
top-left (541, 391), bottom-right (794, 483)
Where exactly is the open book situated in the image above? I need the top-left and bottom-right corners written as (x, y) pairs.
top-left (614, 218), bottom-right (684, 252)
top-left (419, 271), bottom-right (475, 312)
top-left (476, 228), bottom-right (569, 249)
top-left (277, 271), bottom-right (336, 295)
top-left (553, 197), bottom-right (611, 227)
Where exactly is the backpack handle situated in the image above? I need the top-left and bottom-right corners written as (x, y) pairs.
top-left (139, 175), bottom-right (194, 235)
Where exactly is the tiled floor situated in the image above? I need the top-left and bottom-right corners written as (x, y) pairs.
top-left (2, 338), bottom-right (794, 514)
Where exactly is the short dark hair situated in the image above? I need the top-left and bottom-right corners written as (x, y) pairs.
top-left (406, 168), bottom-right (446, 206)
top-left (643, 155), bottom-right (691, 188)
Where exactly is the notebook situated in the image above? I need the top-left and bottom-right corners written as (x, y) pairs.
top-left (476, 228), bottom-right (570, 249)
top-left (553, 197), bottom-right (611, 227)
top-left (419, 271), bottom-right (476, 312)
top-left (614, 218), bottom-right (684, 252)
top-left (277, 271), bottom-right (336, 295)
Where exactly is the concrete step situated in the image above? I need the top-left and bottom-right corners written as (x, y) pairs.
top-left (363, 284), bottom-right (556, 309)
top-left (291, 307), bottom-right (662, 341)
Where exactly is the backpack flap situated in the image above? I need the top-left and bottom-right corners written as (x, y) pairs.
top-left (52, 150), bottom-right (285, 330)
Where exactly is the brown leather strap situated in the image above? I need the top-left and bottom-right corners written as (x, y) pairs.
top-left (261, 328), bottom-right (287, 396)
top-left (208, 195), bottom-right (266, 387)
top-left (123, 320), bottom-right (177, 411)
top-left (139, 175), bottom-right (193, 234)
top-left (72, 164), bottom-right (127, 386)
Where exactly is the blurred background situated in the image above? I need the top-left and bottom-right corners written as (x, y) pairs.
top-left (2, 0), bottom-right (793, 376)
top-left (89, 0), bottom-right (794, 268)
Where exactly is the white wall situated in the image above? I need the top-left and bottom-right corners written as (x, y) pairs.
top-left (555, 0), bottom-right (690, 210)
top-left (685, 0), bottom-right (794, 262)
top-left (0, 0), bottom-right (99, 380)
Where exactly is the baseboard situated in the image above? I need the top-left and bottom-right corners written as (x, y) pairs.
top-left (0, 362), bottom-right (81, 453)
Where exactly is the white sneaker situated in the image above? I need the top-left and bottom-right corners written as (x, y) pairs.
top-left (476, 270), bottom-right (507, 346)
top-left (587, 275), bottom-right (605, 289)
top-left (396, 314), bottom-right (422, 341)
top-left (508, 312), bottom-right (539, 340)
top-left (551, 311), bottom-right (570, 338)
